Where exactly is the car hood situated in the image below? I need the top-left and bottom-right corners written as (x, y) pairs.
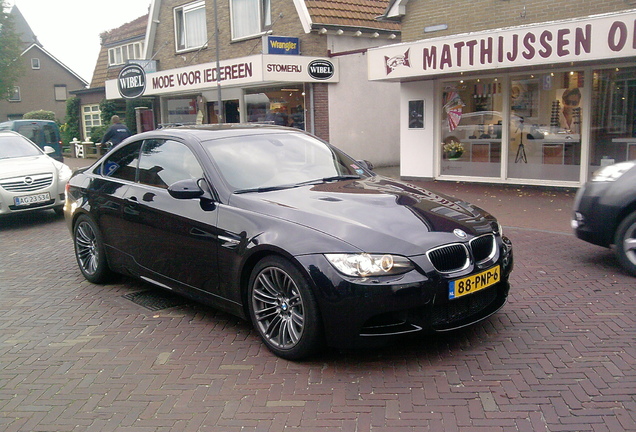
top-left (0, 155), bottom-right (57, 179)
top-left (230, 176), bottom-right (498, 255)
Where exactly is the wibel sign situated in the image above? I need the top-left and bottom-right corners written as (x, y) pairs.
top-left (117, 64), bottom-right (146, 99)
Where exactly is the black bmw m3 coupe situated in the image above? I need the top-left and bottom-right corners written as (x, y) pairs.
top-left (65, 124), bottom-right (513, 359)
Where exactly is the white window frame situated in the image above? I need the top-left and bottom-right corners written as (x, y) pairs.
top-left (82, 104), bottom-right (102, 140)
top-left (8, 86), bottom-right (20, 102)
top-left (31, 58), bottom-right (40, 69)
top-left (174, 0), bottom-right (208, 52)
top-left (230, 0), bottom-right (271, 41)
top-left (108, 41), bottom-right (145, 67)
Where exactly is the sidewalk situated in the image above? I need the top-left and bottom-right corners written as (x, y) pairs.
top-left (64, 157), bottom-right (578, 234)
top-left (374, 165), bottom-right (577, 234)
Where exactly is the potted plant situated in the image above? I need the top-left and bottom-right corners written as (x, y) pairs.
top-left (443, 140), bottom-right (464, 160)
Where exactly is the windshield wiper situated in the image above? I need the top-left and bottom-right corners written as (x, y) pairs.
top-left (321, 175), bottom-right (361, 182)
top-left (294, 174), bottom-right (361, 187)
top-left (234, 175), bottom-right (361, 194)
top-left (234, 184), bottom-right (299, 194)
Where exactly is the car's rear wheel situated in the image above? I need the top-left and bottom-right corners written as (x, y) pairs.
top-left (73, 214), bottom-right (113, 283)
top-left (248, 256), bottom-right (323, 360)
top-left (614, 210), bottom-right (636, 276)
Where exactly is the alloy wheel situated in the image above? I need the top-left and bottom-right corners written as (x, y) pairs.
top-left (251, 266), bottom-right (305, 350)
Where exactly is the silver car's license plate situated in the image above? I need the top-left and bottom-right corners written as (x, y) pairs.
top-left (14, 192), bottom-right (51, 207)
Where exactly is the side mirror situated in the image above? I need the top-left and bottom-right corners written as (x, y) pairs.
top-left (168, 178), bottom-right (205, 199)
top-left (357, 159), bottom-right (374, 171)
top-left (43, 145), bottom-right (55, 154)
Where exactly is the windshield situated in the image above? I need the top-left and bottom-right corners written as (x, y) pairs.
top-left (0, 135), bottom-right (42, 159)
top-left (202, 132), bottom-right (369, 191)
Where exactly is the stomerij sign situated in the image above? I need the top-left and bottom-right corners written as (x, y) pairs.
top-left (105, 54), bottom-right (339, 99)
top-left (368, 10), bottom-right (636, 80)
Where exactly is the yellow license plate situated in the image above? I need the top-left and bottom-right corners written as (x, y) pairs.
top-left (449, 265), bottom-right (500, 300)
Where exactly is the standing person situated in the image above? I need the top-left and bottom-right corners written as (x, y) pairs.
top-left (100, 115), bottom-right (131, 153)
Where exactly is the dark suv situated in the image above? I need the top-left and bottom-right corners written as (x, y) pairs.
top-left (572, 161), bottom-right (636, 276)
top-left (0, 120), bottom-right (64, 162)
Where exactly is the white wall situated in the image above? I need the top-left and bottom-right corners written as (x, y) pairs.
top-left (327, 36), bottom-right (401, 167)
top-left (400, 80), bottom-right (436, 178)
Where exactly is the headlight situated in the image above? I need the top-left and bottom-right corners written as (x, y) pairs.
top-left (325, 253), bottom-right (414, 277)
top-left (592, 161), bottom-right (635, 182)
top-left (56, 163), bottom-right (73, 183)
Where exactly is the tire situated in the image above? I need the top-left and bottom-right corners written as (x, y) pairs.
top-left (73, 214), bottom-right (113, 284)
top-left (248, 256), bottom-right (323, 360)
top-left (614, 211), bottom-right (636, 277)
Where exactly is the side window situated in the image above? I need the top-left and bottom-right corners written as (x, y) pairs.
top-left (43, 126), bottom-right (56, 144)
top-left (101, 141), bottom-right (142, 181)
top-left (17, 125), bottom-right (38, 142)
top-left (138, 139), bottom-right (203, 189)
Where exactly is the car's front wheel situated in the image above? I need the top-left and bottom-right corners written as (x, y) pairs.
top-left (73, 214), bottom-right (113, 284)
top-left (248, 256), bottom-right (323, 360)
top-left (615, 210), bottom-right (636, 276)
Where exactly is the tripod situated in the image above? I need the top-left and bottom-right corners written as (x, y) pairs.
top-left (514, 117), bottom-right (527, 163)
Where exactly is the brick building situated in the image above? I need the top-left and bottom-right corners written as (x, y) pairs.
top-left (0, 6), bottom-right (87, 122)
top-left (370, 0), bottom-right (636, 186)
top-left (103, 0), bottom-right (402, 166)
top-left (71, 14), bottom-right (149, 140)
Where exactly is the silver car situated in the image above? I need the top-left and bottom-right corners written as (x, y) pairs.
top-left (0, 130), bottom-right (72, 216)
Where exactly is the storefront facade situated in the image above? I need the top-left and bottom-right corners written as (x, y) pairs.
top-left (369, 9), bottom-right (636, 186)
top-left (105, 54), bottom-right (338, 133)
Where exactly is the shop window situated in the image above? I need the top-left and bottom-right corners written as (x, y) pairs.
top-left (245, 86), bottom-right (305, 130)
top-left (440, 78), bottom-right (503, 178)
top-left (82, 105), bottom-right (102, 140)
top-left (589, 67), bottom-right (636, 176)
top-left (230, 0), bottom-right (271, 40)
top-left (165, 97), bottom-right (198, 126)
top-left (175, 1), bottom-right (207, 52)
top-left (508, 72), bottom-right (582, 182)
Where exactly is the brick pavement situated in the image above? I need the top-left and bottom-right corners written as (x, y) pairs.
top-left (0, 170), bottom-right (634, 431)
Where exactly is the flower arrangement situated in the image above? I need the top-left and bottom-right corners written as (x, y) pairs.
top-left (443, 140), bottom-right (464, 156)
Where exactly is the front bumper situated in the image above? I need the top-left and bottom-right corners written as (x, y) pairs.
top-left (296, 236), bottom-right (513, 349)
top-left (571, 182), bottom-right (619, 247)
top-left (0, 189), bottom-right (66, 215)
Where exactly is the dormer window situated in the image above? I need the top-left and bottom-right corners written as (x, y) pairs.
top-left (108, 41), bottom-right (144, 66)
top-left (31, 58), bottom-right (40, 69)
top-left (174, 0), bottom-right (207, 52)
top-left (231, 0), bottom-right (271, 40)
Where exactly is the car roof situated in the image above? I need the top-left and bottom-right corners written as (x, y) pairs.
top-left (137, 123), bottom-right (305, 142)
top-left (0, 130), bottom-right (30, 137)
top-left (0, 119), bottom-right (57, 126)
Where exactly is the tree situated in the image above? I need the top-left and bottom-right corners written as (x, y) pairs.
top-left (0, 2), bottom-right (23, 99)
top-left (61, 96), bottom-right (81, 143)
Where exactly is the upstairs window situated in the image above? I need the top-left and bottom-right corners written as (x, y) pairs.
top-left (31, 58), bottom-right (40, 69)
top-left (174, 1), bottom-right (207, 52)
top-left (8, 86), bottom-right (20, 102)
top-left (231, 0), bottom-right (271, 40)
top-left (108, 41), bottom-right (144, 66)
top-left (54, 85), bottom-right (67, 101)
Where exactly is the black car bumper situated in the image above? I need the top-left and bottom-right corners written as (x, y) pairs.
top-left (572, 182), bottom-right (620, 248)
top-left (296, 238), bottom-right (513, 349)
